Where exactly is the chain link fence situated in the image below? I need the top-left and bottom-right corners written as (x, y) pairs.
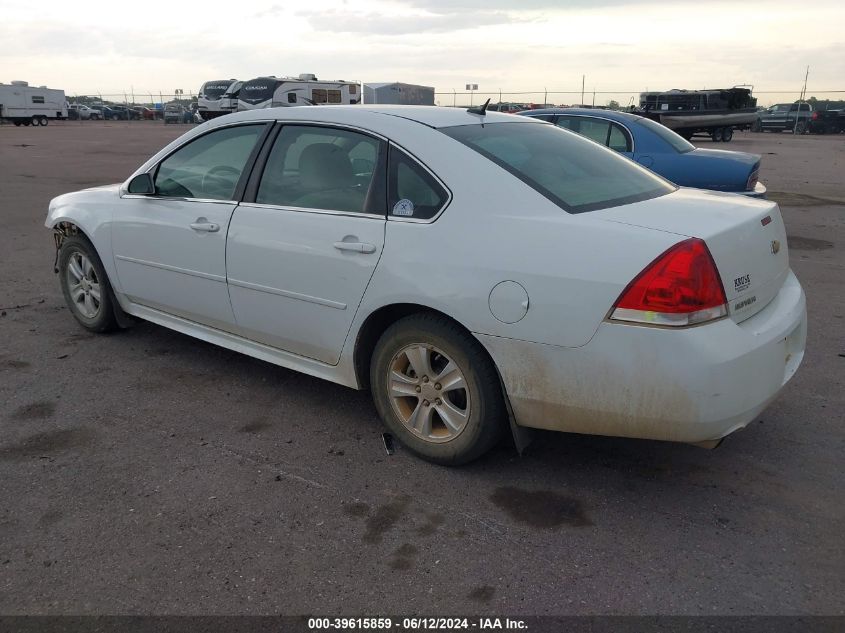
top-left (434, 90), bottom-right (845, 110)
top-left (4, 88), bottom-right (845, 126)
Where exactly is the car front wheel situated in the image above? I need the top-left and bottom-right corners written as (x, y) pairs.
top-left (58, 235), bottom-right (119, 333)
top-left (370, 314), bottom-right (506, 465)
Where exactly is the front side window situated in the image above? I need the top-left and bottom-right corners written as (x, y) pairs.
top-left (441, 122), bottom-right (673, 214)
top-left (154, 124), bottom-right (264, 200)
top-left (256, 125), bottom-right (385, 215)
top-left (388, 148), bottom-right (448, 220)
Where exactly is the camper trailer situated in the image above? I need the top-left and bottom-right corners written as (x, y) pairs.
top-left (0, 81), bottom-right (67, 126)
top-left (237, 74), bottom-right (360, 111)
top-left (197, 79), bottom-right (242, 120)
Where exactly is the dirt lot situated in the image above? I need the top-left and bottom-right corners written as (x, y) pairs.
top-left (0, 121), bottom-right (843, 615)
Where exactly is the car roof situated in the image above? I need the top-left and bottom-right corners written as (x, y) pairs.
top-left (518, 108), bottom-right (645, 124)
top-left (207, 105), bottom-right (541, 130)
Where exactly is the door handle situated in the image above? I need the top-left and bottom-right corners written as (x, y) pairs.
top-left (190, 219), bottom-right (220, 232)
top-left (333, 241), bottom-right (376, 254)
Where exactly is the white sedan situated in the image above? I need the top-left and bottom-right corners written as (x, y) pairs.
top-left (45, 105), bottom-right (807, 464)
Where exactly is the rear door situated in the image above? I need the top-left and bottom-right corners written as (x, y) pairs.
top-left (227, 124), bottom-right (387, 365)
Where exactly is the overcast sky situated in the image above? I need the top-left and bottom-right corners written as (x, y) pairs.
top-left (2, 0), bottom-right (843, 105)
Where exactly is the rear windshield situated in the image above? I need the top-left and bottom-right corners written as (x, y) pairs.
top-left (635, 117), bottom-right (695, 153)
top-left (441, 122), bottom-right (674, 214)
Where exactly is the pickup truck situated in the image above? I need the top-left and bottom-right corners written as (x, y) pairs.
top-left (808, 109), bottom-right (845, 134)
top-left (753, 103), bottom-right (812, 133)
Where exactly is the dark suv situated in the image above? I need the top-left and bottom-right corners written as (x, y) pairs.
top-left (753, 103), bottom-right (812, 133)
top-left (107, 105), bottom-right (141, 121)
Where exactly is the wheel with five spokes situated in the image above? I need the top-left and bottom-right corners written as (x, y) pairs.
top-left (58, 235), bottom-right (118, 332)
top-left (371, 313), bottom-right (507, 465)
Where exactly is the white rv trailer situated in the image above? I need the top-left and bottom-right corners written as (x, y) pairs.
top-left (197, 79), bottom-right (242, 121)
top-left (237, 74), bottom-right (360, 111)
top-left (0, 81), bottom-right (67, 126)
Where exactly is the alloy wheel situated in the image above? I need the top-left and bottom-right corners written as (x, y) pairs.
top-left (387, 343), bottom-right (471, 443)
top-left (65, 251), bottom-right (102, 319)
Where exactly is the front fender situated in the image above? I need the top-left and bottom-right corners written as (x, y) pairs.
top-left (45, 185), bottom-right (122, 293)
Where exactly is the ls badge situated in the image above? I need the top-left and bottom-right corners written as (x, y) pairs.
top-left (771, 240), bottom-right (781, 254)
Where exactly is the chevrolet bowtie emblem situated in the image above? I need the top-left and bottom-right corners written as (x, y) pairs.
top-left (771, 240), bottom-right (781, 254)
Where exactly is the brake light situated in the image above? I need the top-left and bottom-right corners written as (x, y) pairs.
top-left (610, 238), bottom-right (728, 327)
top-left (746, 168), bottom-right (759, 191)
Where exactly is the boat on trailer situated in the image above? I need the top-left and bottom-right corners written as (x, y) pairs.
top-left (638, 87), bottom-right (758, 142)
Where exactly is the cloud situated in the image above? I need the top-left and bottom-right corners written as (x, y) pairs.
top-left (296, 8), bottom-right (515, 34)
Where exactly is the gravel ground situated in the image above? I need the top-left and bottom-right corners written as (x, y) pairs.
top-left (0, 121), bottom-right (843, 616)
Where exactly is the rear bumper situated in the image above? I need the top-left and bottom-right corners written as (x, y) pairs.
top-left (479, 270), bottom-right (806, 444)
top-left (738, 181), bottom-right (767, 198)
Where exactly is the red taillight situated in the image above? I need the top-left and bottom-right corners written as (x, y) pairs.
top-left (811, 112), bottom-right (819, 120)
top-left (746, 169), bottom-right (759, 191)
top-left (610, 238), bottom-right (728, 327)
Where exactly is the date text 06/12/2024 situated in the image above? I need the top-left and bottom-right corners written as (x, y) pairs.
top-left (307, 617), bottom-right (528, 630)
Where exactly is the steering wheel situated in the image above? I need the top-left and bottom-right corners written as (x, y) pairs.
top-left (201, 165), bottom-right (241, 196)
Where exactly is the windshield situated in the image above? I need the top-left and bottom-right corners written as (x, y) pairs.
top-left (240, 79), bottom-right (277, 105)
top-left (635, 117), bottom-right (695, 153)
top-left (201, 80), bottom-right (233, 99)
top-left (441, 122), bottom-right (674, 214)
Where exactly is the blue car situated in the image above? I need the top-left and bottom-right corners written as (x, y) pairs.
top-left (518, 108), bottom-right (766, 197)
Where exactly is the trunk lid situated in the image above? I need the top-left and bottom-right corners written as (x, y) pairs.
top-left (594, 188), bottom-right (789, 323)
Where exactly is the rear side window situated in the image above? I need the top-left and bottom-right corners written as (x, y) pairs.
top-left (608, 124), bottom-right (631, 152)
top-left (154, 124), bottom-right (264, 200)
top-left (256, 125), bottom-right (385, 215)
top-left (388, 147), bottom-right (448, 220)
top-left (441, 122), bottom-right (673, 214)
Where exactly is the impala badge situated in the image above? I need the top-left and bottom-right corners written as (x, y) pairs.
top-left (771, 240), bottom-right (781, 254)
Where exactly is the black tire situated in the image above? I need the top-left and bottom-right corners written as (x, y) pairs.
top-left (31, 116), bottom-right (40, 126)
top-left (711, 127), bottom-right (724, 142)
top-left (40, 116), bottom-right (48, 126)
top-left (722, 126), bottom-right (733, 142)
top-left (13, 121), bottom-right (21, 126)
top-left (795, 121), bottom-right (807, 134)
top-left (370, 313), bottom-right (507, 465)
top-left (58, 235), bottom-right (119, 333)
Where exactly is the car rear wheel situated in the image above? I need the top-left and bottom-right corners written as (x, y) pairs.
top-left (795, 121), bottom-right (807, 134)
top-left (58, 235), bottom-right (119, 333)
top-left (722, 126), bottom-right (733, 142)
top-left (370, 313), bottom-right (507, 465)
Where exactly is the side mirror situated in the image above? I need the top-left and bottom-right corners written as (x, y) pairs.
top-left (127, 173), bottom-right (155, 195)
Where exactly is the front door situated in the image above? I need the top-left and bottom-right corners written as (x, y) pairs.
top-left (227, 124), bottom-right (387, 365)
top-left (112, 123), bottom-right (267, 329)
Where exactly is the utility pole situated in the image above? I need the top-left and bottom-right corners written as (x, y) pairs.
top-left (800, 66), bottom-right (810, 101)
